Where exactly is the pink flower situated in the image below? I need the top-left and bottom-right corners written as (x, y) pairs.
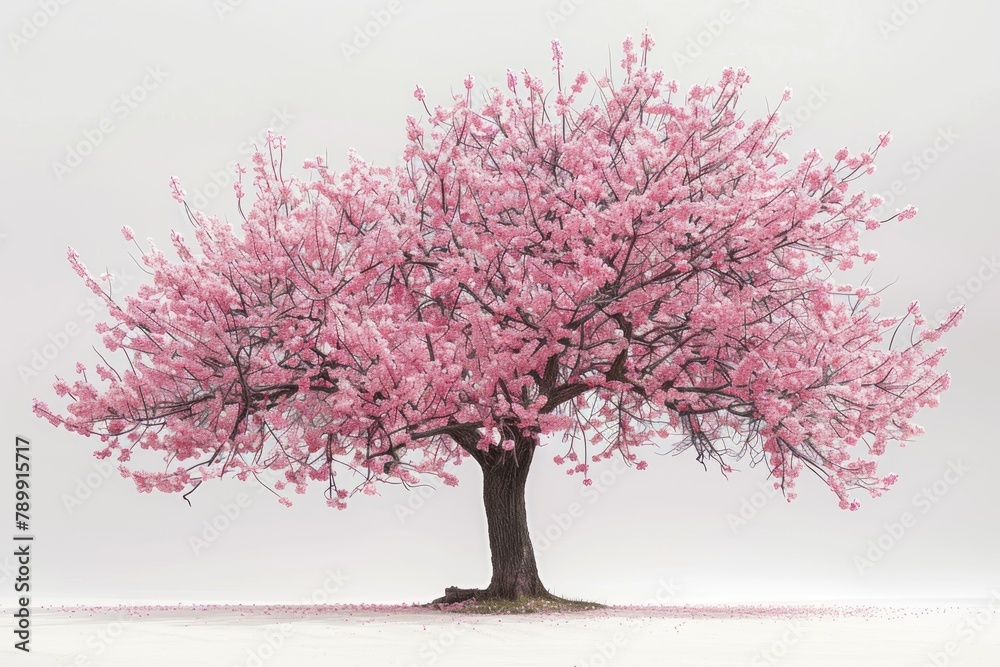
top-left (640, 28), bottom-right (656, 52)
top-left (551, 39), bottom-right (564, 74)
top-left (168, 176), bottom-right (185, 204)
top-left (896, 205), bottom-right (918, 221)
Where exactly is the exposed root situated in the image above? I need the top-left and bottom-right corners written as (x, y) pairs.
top-left (430, 586), bottom-right (482, 606)
top-left (422, 586), bottom-right (606, 614)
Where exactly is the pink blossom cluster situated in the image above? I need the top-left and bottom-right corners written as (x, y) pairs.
top-left (35, 31), bottom-right (958, 511)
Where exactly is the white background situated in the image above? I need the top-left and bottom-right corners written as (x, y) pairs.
top-left (1, 0), bottom-right (998, 608)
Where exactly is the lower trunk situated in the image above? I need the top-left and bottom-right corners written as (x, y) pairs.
top-left (433, 430), bottom-right (550, 604)
top-left (480, 435), bottom-right (547, 599)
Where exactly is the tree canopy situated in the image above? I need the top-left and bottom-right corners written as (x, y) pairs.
top-left (36, 32), bottom-right (960, 516)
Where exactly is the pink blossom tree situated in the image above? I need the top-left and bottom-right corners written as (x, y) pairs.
top-left (36, 33), bottom-right (960, 604)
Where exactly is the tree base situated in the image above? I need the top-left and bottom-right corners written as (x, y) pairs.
top-left (423, 586), bottom-right (606, 614)
top-left (430, 586), bottom-right (483, 605)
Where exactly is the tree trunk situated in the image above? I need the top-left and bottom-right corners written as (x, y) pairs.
top-left (432, 429), bottom-right (551, 603)
top-left (480, 433), bottom-right (547, 599)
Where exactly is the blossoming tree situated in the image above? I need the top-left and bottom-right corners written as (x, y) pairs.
top-left (36, 33), bottom-right (960, 603)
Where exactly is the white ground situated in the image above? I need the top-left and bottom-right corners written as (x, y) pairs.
top-left (4, 604), bottom-right (1000, 666)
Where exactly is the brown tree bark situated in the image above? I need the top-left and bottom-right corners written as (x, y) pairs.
top-left (432, 428), bottom-right (552, 603)
top-left (479, 432), bottom-right (547, 599)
